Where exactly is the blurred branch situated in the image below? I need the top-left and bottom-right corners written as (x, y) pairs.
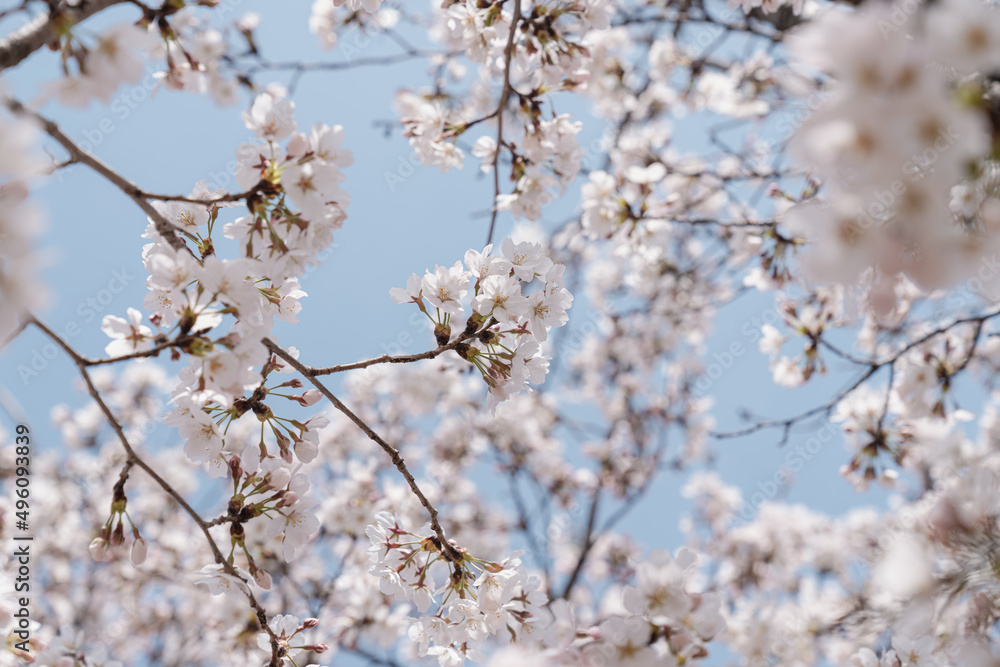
top-left (0, 0), bottom-right (128, 72)
top-left (712, 307), bottom-right (1000, 442)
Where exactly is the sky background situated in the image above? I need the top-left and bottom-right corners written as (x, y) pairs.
top-left (0, 2), bottom-right (908, 663)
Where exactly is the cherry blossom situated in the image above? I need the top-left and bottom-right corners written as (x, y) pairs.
top-left (11, 1), bottom-right (1000, 666)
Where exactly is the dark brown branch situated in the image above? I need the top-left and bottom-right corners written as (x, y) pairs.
top-left (262, 336), bottom-right (464, 565)
top-left (0, 0), bottom-right (128, 72)
top-left (2, 97), bottom-right (191, 254)
top-left (309, 325), bottom-right (487, 376)
top-left (559, 490), bottom-right (600, 600)
top-left (485, 0), bottom-right (522, 247)
top-left (27, 315), bottom-right (281, 666)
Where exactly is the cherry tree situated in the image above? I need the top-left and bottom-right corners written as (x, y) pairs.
top-left (1, 0), bottom-right (1000, 666)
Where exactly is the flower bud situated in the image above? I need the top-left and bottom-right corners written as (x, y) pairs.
top-left (434, 323), bottom-right (452, 346)
top-left (130, 537), bottom-right (149, 567)
top-left (254, 568), bottom-right (273, 590)
top-left (89, 537), bottom-right (109, 561)
top-left (268, 467), bottom-right (292, 490)
top-left (299, 389), bottom-right (322, 406)
top-left (229, 455), bottom-right (243, 480)
top-left (111, 522), bottom-right (126, 546)
top-left (294, 438), bottom-right (319, 464)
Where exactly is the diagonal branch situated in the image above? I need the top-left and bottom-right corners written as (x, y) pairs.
top-left (27, 314), bottom-right (282, 666)
top-left (2, 96), bottom-right (191, 253)
top-left (711, 306), bottom-right (1000, 442)
top-left (0, 0), bottom-right (128, 72)
top-left (262, 336), bottom-right (464, 565)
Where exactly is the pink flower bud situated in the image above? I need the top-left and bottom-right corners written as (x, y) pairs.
top-left (229, 456), bottom-right (243, 480)
top-left (254, 568), bottom-right (273, 590)
top-left (130, 537), bottom-right (149, 567)
top-left (300, 389), bottom-right (322, 406)
top-left (268, 467), bottom-right (292, 490)
top-left (294, 438), bottom-right (319, 464)
top-left (89, 537), bottom-right (109, 561)
top-left (302, 618), bottom-right (319, 629)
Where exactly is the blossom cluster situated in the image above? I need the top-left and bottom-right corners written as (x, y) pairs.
top-left (309, 0), bottom-right (399, 50)
top-left (40, 23), bottom-right (157, 108)
top-left (388, 0), bottom-right (608, 220)
top-left (784, 0), bottom-right (1000, 303)
top-left (88, 93), bottom-right (349, 590)
top-left (128, 89), bottom-right (348, 479)
top-left (367, 512), bottom-right (546, 665)
top-left (391, 238), bottom-right (572, 409)
top-left (367, 513), bottom-right (724, 666)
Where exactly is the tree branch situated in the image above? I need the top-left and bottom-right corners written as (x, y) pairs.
top-left (711, 307), bottom-right (1000, 441)
top-left (26, 314), bottom-right (282, 666)
top-left (0, 0), bottom-right (128, 72)
top-left (308, 324), bottom-right (488, 376)
top-left (485, 0), bottom-right (522, 247)
top-left (2, 96), bottom-right (191, 253)
top-left (262, 336), bottom-right (465, 565)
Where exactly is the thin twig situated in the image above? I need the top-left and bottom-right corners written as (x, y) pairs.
top-left (485, 0), bottom-right (523, 247)
top-left (559, 490), bottom-right (599, 600)
top-left (712, 307), bottom-right (1000, 440)
top-left (309, 327), bottom-right (483, 376)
